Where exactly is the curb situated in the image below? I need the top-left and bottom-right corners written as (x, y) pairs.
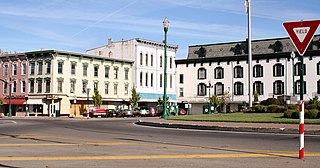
top-left (136, 121), bottom-right (320, 135)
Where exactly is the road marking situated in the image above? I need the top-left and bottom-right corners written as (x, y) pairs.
top-left (0, 153), bottom-right (319, 161)
top-left (0, 142), bottom-right (132, 147)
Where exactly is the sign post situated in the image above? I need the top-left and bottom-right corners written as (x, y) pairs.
top-left (283, 19), bottom-right (320, 159)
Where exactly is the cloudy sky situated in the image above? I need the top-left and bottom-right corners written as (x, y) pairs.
top-left (1, 0), bottom-right (319, 59)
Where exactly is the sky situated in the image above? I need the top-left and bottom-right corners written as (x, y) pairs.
top-left (0, 0), bottom-right (319, 59)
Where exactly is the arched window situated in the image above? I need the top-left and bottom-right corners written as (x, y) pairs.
top-left (215, 82), bottom-right (224, 95)
top-left (234, 82), bottom-right (244, 95)
top-left (273, 63), bottom-right (284, 77)
top-left (253, 65), bottom-right (263, 77)
top-left (214, 67), bottom-right (224, 79)
top-left (198, 68), bottom-right (206, 80)
top-left (273, 80), bottom-right (284, 95)
top-left (234, 66), bottom-right (243, 78)
top-left (197, 83), bottom-right (206, 96)
top-left (253, 81), bottom-right (263, 95)
top-left (294, 62), bottom-right (306, 76)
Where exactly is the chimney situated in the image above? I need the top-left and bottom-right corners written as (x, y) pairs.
top-left (108, 38), bottom-right (113, 45)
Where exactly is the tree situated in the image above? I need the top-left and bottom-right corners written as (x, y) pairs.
top-left (92, 89), bottom-right (102, 107)
top-left (129, 87), bottom-right (140, 108)
top-left (157, 96), bottom-right (169, 106)
top-left (210, 95), bottom-right (220, 112)
top-left (219, 91), bottom-right (231, 113)
top-left (254, 91), bottom-right (259, 102)
top-left (0, 98), bottom-right (3, 106)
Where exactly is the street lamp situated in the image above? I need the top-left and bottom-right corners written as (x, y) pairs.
top-left (0, 77), bottom-right (13, 117)
top-left (291, 51), bottom-right (295, 96)
top-left (207, 81), bottom-right (213, 114)
top-left (162, 17), bottom-right (170, 119)
top-left (87, 88), bottom-right (91, 118)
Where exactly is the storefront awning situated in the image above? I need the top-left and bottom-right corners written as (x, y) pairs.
top-left (3, 99), bottom-right (26, 105)
top-left (24, 99), bottom-right (43, 105)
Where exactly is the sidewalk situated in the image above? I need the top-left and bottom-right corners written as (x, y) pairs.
top-left (136, 118), bottom-right (320, 135)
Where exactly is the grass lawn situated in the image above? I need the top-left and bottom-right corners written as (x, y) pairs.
top-left (168, 112), bottom-right (320, 124)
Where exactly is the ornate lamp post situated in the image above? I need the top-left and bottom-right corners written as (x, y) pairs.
top-left (87, 88), bottom-right (91, 118)
top-left (207, 81), bottom-right (213, 114)
top-left (162, 17), bottom-right (170, 119)
top-left (291, 51), bottom-right (295, 96)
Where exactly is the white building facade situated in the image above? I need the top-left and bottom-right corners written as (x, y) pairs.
top-left (26, 50), bottom-right (133, 117)
top-left (86, 38), bottom-right (178, 106)
top-left (176, 35), bottom-right (320, 114)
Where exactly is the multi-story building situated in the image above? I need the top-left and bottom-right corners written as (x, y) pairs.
top-left (0, 52), bottom-right (28, 116)
top-left (86, 38), bottom-right (178, 106)
top-left (25, 50), bottom-right (133, 117)
top-left (176, 35), bottom-right (320, 114)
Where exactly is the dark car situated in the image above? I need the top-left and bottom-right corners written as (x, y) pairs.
top-left (148, 107), bottom-right (157, 117)
top-left (106, 109), bottom-right (116, 117)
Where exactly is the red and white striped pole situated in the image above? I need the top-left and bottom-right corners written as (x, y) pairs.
top-left (299, 100), bottom-right (305, 159)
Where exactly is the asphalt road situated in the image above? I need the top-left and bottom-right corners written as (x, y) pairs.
top-left (0, 117), bottom-right (319, 168)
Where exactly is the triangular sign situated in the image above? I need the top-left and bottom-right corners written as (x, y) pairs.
top-left (283, 20), bottom-right (320, 56)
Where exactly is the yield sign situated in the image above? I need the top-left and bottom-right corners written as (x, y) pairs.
top-left (283, 20), bottom-right (320, 56)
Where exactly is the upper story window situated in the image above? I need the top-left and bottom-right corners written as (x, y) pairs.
top-left (197, 83), bottom-right (207, 96)
top-left (12, 64), bottom-right (17, 76)
top-left (3, 64), bottom-right (8, 76)
top-left (82, 80), bottom-right (88, 94)
top-left (145, 73), bottom-right (148, 87)
top-left (94, 81), bottom-right (99, 91)
top-left (114, 67), bottom-right (119, 79)
top-left (99, 51), bottom-right (103, 56)
top-left (124, 68), bottom-right (129, 80)
top-left (234, 82), bottom-right (244, 95)
top-left (317, 62), bottom-right (320, 75)
top-left (170, 57), bottom-right (173, 69)
top-left (215, 67), bottom-right (224, 79)
top-left (160, 56), bottom-right (163, 68)
top-left (273, 63), bottom-right (284, 77)
top-left (108, 51), bottom-right (112, 57)
top-left (105, 66), bottom-right (109, 78)
top-left (160, 74), bottom-right (162, 88)
top-left (151, 73), bottom-right (154, 87)
top-left (3, 82), bottom-right (8, 94)
top-left (71, 63), bottom-right (76, 75)
top-left (70, 79), bottom-right (76, 93)
top-left (21, 80), bottom-right (26, 93)
top-left (151, 54), bottom-right (154, 67)
top-left (198, 68), bottom-right (206, 80)
top-left (58, 62), bottom-right (63, 74)
top-left (294, 62), bottom-right (306, 76)
top-left (38, 61), bottom-right (43, 75)
top-left (295, 80), bottom-right (306, 94)
top-left (45, 79), bottom-right (50, 93)
top-left (215, 82), bottom-right (224, 95)
top-left (83, 64), bottom-right (88, 76)
top-left (253, 65), bottom-right (263, 77)
top-left (46, 61), bottom-right (51, 74)
top-left (140, 52), bottom-right (143, 66)
top-left (140, 72), bottom-right (143, 87)
top-left (37, 79), bottom-right (42, 93)
top-left (146, 53), bottom-right (148, 66)
top-left (253, 81), bottom-right (264, 95)
top-left (30, 63), bottom-right (35, 75)
top-left (273, 80), bottom-right (284, 95)
top-left (29, 79), bottom-right (34, 93)
top-left (179, 74), bottom-right (184, 84)
top-left (21, 63), bottom-right (26, 75)
top-left (94, 65), bottom-right (99, 77)
top-left (234, 66), bottom-right (243, 78)
top-left (114, 83), bottom-right (118, 95)
top-left (57, 78), bottom-right (63, 93)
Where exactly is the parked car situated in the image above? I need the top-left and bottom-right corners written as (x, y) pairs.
top-left (148, 107), bottom-right (157, 117)
top-left (120, 109), bottom-right (134, 117)
top-left (106, 109), bottom-right (116, 117)
top-left (84, 107), bottom-right (107, 118)
top-left (178, 108), bottom-right (187, 115)
top-left (139, 106), bottom-right (149, 117)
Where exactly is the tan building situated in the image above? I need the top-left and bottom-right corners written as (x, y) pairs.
top-left (25, 50), bottom-right (133, 117)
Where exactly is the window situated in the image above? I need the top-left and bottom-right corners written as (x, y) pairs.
top-left (22, 63), bottom-right (27, 75)
top-left (13, 64), bottom-right (17, 75)
top-left (317, 80), bottom-right (320, 94)
top-left (317, 62), bottom-right (320, 75)
top-left (21, 81), bottom-right (26, 93)
top-left (146, 54), bottom-right (148, 66)
top-left (57, 79), bottom-right (63, 93)
top-left (83, 64), bottom-right (88, 76)
top-left (253, 81), bottom-right (264, 95)
top-left (295, 80), bottom-right (306, 94)
top-left (99, 51), bottom-right (103, 56)
top-left (179, 87), bottom-right (184, 97)
top-left (151, 73), bottom-right (154, 87)
top-left (215, 82), bottom-right (224, 95)
top-left (108, 51), bottom-right (112, 57)
top-left (105, 82), bottom-right (109, 94)
top-left (71, 63), bottom-right (76, 75)
top-left (58, 62), bottom-right (63, 74)
top-left (82, 81), bottom-right (87, 94)
top-left (94, 66), bottom-right (99, 77)
top-left (3, 82), bottom-right (8, 94)
top-left (273, 63), bottom-right (284, 77)
top-left (160, 74), bottom-right (163, 88)
top-left (234, 66), bottom-right (243, 78)
top-left (94, 81), bottom-right (98, 91)
top-left (198, 68), bottom-right (206, 80)
top-left (46, 61), bottom-right (51, 74)
top-left (145, 73), bottom-right (148, 87)
top-left (30, 63), bottom-right (35, 75)
top-left (294, 62), bottom-right (306, 76)
top-left (37, 79), bottom-right (42, 93)
top-left (104, 66), bottom-right (109, 78)
top-left (170, 57), bottom-right (172, 69)
top-left (170, 75), bottom-right (173, 88)
top-left (273, 80), bottom-right (284, 95)
top-left (38, 61), bottom-right (43, 75)
top-left (70, 80), bottom-right (75, 93)
top-left (197, 83), bottom-right (206, 96)
top-left (4, 64), bottom-right (8, 76)
top-left (12, 81), bottom-right (17, 93)
top-left (234, 82), bottom-right (244, 95)
top-left (140, 52), bottom-right (143, 65)
top-left (140, 72), bottom-right (143, 87)
top-left (45, 79), bottom-right (50, 93)
top-left (253, 65), bottom-right (263, 77)
top-left (125, 68), bottom-right (129, 80)
top-left (114, 83), bottom-right (118, 95)
top-left (151, 54), bottom-right (154, 67)
top-left (179, 74), bottom-right (184, 84)
top-left (30, 80), bottom-right (34, 93)
top-left (114, 67), bottom-right (118, 79)
top-left (215, 67), bottom-right (224, 79)
top-left (160, 56), bottom-right (163, 68)
top-left (125, 83), bottom-right (129, 95)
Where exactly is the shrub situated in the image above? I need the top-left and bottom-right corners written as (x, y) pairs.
top-left (260, 98), bottom-right (281, 106)
top-left (305, 109), bottom-right (319, 119)
top-left (284, 109), bottom-right (296, 118)
top-left (252, 105), bottom-right (267, 113)
top-left (287, 104), bottom-right (299, 110)
top-left (305, 104), bottom-right (318, 110)
top-left (292, 111), bottom-right (300, 119)
top-left (267, 105), bottom-right (279, 113)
